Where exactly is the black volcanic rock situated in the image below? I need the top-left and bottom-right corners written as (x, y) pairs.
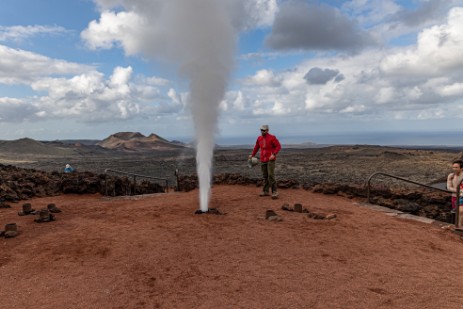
top-left (0, 164), bottom-right (165, 201)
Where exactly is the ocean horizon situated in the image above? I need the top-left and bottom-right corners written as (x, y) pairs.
top-left (209, 131), bottom-right (463, 147)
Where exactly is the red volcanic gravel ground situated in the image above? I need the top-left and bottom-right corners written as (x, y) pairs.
top-left (1, 185), bottom-right (463, 309)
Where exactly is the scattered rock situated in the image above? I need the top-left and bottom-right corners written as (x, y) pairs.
top-left (308, 212), bottom-right (337, 220)
top-left (265, 209), bottom-right (282, 221)
top-left (18, 203), bottom-right (36, 216)
top-left (325, 213), bottom-right (337, 220)
top-left (281, 203), bottom-right (291, 211)
top-left (282, 203), bottom-right (310, 214)
top-left (308, 213), bottom-right (326, 220)
top-left (294, 203), bottom-right (303, 213)
top-left (267, 215), bottom-right (282, 222)
top-left (34, 209), bottom-right (55, 223)
top-left (47, 203), bottom-right (62, 213)
top-left (3, 223), bottom-right (18, 238)
top-left (0, 202), bottom-right (11, 208)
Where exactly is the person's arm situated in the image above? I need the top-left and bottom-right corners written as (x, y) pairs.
top-left (447, 173), bottom-right (456, 192)
top-left (272, 136), bottom-right (281, 156)
top-left (269, 136), bottom-right (281, 160)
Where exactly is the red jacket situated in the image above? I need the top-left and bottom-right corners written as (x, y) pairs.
top-left (251, 133), bottom-right (281, 162)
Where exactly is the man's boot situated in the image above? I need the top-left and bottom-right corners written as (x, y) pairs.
top-left (272, 191), bottom-right (279, 199)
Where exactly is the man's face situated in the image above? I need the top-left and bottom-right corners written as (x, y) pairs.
top-left (260, 129), bottom-right (268, 136)
top-left (452, 163), bottom-right (462, 175)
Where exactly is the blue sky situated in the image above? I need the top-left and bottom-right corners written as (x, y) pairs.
top-left (1, 0), bottom-right (463, 145)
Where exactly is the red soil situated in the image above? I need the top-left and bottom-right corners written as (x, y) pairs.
top-left (1, 185), bottom-right (462, 309)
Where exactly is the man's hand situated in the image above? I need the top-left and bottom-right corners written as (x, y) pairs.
top-left (269, 154), bottom-right (276, 161)
top-left (248, 155), bottom-right (253, 160)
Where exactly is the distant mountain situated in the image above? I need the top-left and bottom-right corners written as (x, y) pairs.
top-left (97, 132), bottom-right (187, 151)
top-left (0, 138), bottom-right (76, 156)
top-left (47, 139), bottom-right (101, 146)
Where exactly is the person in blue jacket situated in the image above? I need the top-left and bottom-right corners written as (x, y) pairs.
top-left (64, 164), bottom-right (75, 173)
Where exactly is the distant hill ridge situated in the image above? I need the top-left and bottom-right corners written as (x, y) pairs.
top-left (97, 132), bottom-right (186, 151)
top-left (0, 132), bottom-right (186, 157)
top-left (0, 138), bottom-right (75, 156)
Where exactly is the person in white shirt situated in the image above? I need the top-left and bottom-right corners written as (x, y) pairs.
top-left (446, 159), bottom-right (463, 213)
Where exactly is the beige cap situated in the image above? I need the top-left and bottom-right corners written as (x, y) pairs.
top-left (260, 125), bottom-right (269, 131)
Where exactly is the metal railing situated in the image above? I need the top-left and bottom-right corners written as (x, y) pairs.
top-left (104, 168), bottom-right (169, 196)
top-left (366, 172), bottom-right (461, 228)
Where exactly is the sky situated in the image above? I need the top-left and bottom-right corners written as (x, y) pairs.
top-left (1, 0), bottom-right (463, 145)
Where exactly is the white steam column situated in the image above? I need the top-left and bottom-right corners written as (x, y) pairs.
top-left (168, 0), bottom-right (236, 212)
top-left (82, 0), bottom-right (239, 212)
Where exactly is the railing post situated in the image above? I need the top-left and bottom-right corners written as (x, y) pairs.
top-left (366, 173), bottom-right (378, 203)
top-left (456, 178), bottom-right (463, 230)
top-left (104, 174), bottom-right (108, 196)
top-left (175, 168), bottom-right (180, 192)
top-left (133, 176), bottom-right (137, 196)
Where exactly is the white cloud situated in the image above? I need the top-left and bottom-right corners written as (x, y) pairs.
top-left (380, 7), bottom-right (463, 77)
top-left (0, 25), bottom-right (68, 42)
top-left (232, 91), bottom-right (246, 111)
top-left (81, 10), bottom-right (144, 55)
top-left (226, 6), bottom-right (463, 127)
top-left (0, 44), bottom-right (92, 84)
top-left (272, 100), bottom-right (289, 115)
top-left (417, 109), bottom-right (446, 120)
top-left (437, 82), bottom-right (463, 97)
top-left (340, 104), bottom-right (366, 114)
top-left (0, 66), bottom-right (182, 123)
top-left (243, 69), bottom-right (281, 86)
top-left (0, 97), bottom-right (40, 122)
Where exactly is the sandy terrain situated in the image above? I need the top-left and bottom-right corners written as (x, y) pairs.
top-left (1, 185), bottom-right (463, 309)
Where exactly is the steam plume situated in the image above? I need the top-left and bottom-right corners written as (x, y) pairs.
top-left (86, 0), bottom-right (238, 211)
top-left (160, 0), bottom-right (236, 211)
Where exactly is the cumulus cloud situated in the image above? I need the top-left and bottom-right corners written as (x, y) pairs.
top-left (0, 97), bottom-right (40, 122)
top-left (265, 1), bottom-right (376, 52)
top-left (236, 4), bottom-right (463, 123)
top-left (380, 7), bottom-right (463, 77)
top-left (31, 66), bottom-right (184, 122)
top-left (436, 82), bottom-right (463, 97)
top-left (243, 69), bottom-right (281, 87)
top-left (0, 65), bottom-right (183, 123)
top-left (81, 10), bottom-right (144, 54)
top-left (304, 67), bottom-right (344, 85)
top-left (0, 45), bottom-right (92, 84)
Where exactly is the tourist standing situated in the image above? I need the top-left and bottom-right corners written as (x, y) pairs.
top-left (447, 159), bottom-right (463, 213)
top-left (249, 125), bottom-right (281, 199)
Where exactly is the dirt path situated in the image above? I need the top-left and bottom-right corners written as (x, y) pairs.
top-left (1, 185), bottom-right (462, 308)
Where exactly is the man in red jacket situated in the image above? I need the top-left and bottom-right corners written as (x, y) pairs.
top-left (249, 125), bottom-right (282, 199)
